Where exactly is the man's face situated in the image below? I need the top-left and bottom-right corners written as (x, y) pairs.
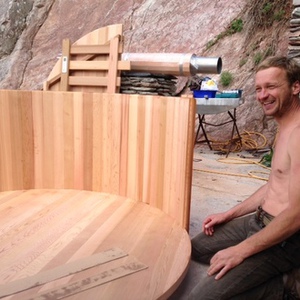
top-left (255, 67), bottom-right (293, 118)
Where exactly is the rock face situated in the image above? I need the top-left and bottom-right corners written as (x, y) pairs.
top-left (0, 0), bottom-right (55, 89)
top-left (0, 0), bottom-right (33, 57)
top-left (0, 0), bottom-right (292, 147)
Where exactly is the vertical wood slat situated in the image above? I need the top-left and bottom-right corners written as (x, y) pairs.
top-left (107, 35), bottom-right (120, 93)
top-left (0, 90), bottom-right (195, 230)
top-left (0, 90), bottom-right (34, 190)
top-left (60, 39), bottom-right (71, 91)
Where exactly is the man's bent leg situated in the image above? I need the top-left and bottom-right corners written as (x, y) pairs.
top-left (188, 244), bottom-right (289, 300)
top-left (191, 215), bottom-right (253, 264)
top-left (230, 276), bottom-right (284, 300)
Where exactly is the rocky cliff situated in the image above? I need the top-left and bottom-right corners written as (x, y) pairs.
top-left (0, 0), bottom-right (292, 147)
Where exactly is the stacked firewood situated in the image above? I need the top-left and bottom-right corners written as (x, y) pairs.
top-left (120, 72), bottom-right (177, 96)
top-left (288, 0), bottom-right (300, 61)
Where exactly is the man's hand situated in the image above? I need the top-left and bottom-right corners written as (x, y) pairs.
top-left (208, 246), bottom-right (245, 280)
top-left (202, 212), bottom-right (228, 236)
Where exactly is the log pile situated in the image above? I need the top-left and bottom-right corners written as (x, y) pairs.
top-left (121, 72), bottom-right (177, 96)
top-left (288, 0), bottom-right (300, 61)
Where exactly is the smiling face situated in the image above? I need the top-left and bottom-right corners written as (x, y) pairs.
top-left (255, 67), bottom-right (299, 119)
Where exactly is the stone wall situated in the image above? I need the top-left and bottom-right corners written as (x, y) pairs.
top-left (288, 0), bottom-right (300, 61)
top-left (121, 72), bottom-right (177, 96)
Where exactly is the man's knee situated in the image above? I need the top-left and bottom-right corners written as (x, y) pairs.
top-left (191, 234), bottom-right (212, 264)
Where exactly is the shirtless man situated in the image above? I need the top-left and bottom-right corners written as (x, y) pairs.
top-left (189, 56), bottom-right (300, 300)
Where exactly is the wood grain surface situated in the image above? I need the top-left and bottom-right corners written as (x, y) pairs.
top-left (0, 189), bottom-right (191, 299)
top-left (0, 90), bottom-right (195, 230)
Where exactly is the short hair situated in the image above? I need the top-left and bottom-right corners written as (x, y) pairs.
top-left (256, 56), bottom-right (300, 86)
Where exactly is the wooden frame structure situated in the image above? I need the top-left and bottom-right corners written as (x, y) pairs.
top-left (0, 90), bottom-right (195, 230)
top-left (44, 24), bottom-right (130, 93)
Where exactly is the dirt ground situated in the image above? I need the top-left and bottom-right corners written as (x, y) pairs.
top-left (169, 145), bottom-right (269, 299)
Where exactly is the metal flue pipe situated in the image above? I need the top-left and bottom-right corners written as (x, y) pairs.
top-left (122, 53), bottom-right (222, 76)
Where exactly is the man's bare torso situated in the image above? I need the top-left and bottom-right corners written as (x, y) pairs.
top-left (262, 121), bottom-right (300, 216)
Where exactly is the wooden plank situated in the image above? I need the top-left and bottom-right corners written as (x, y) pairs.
top-left (0, 248), bottom-right (128, 298)
top-left (44, 73), bottom-right (61, 89)
top-left (0, 91), bottom-right (13, 190)
top-left (19, 92), bottom-right (35, 189)
top-left (107, 35), bottom-right (120, 93)
top-left (60, 39), bottom-right (71, 91)
top-left (183, 95), bottom-right (196, 229)
top-left (69, 60), bottom-right (130, 71)
top-left (70, 44), bottom-right (123, 55)
top-left (68, 76), bottom-right (121, 87)
top-left (32, 260), bottom-right (148, 300)
top-left (43, 80), bottom-right (49, 91)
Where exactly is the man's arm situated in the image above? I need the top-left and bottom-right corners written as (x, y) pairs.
top-left (203, 183), bottom-right (267, 235)
top-left (226, 183), bottom-right (268, 218)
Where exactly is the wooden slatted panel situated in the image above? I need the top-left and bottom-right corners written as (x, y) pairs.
top-left (44, 24), bottom-right (123, 92)
top-left (0, 90), bottom-right (195, 230)
top-left (44, 24), bottom-right (130, 93)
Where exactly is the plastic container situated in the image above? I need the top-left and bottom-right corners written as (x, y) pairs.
top-left (215, 90), bottom-right (242, 98)
top-left (193, 90), bottom-right (217, 99)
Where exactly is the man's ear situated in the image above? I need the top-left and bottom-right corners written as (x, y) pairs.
top-left (292, 81), bottom-right (300, 95)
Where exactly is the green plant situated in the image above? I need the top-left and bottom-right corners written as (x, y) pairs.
top-left (254, 52), bottom-right (263, 65)
top-left (230, 19), bottom-right (243, 34)
top-left (205, 18), bottom-right (243, 50)
top-left (239, 58), bottom-right (248, 67)
top-left (253, 48), bottom-right (274, 66)
top-left (262, 2), bottom-right (272, 14)
top-left (274, 9), bottom-right (285, 21)
top-left (206, 33), bottom-right (225, 50)
top-left (220, 71), bottom-right (233, 87)
top-left (206, 40), bottom-right (215, 50)
top-left (260, 148), bottom-right (273, 167)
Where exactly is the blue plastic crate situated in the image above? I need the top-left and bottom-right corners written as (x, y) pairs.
top-left (193, 90), bottom-right (217, 98)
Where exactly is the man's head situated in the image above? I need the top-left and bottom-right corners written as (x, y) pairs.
top-left (256, 56), bottom-right (300, 87)
top-left (255, 56), bottom-right (300, 118)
